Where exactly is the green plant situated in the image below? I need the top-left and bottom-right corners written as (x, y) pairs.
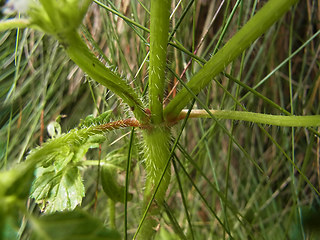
top-left (1, 0), bottom-right (320, 239)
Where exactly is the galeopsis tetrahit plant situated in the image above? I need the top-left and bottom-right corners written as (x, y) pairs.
top-left (1, 0), bottom-right (319, 239)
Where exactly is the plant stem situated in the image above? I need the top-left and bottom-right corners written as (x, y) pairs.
top-left (62, 31), bottom-right (149, 123)
top-left (177, 110), bottom-right (320, 127)
top-left (148, 0), bottom-right (171, 124)
top-left (164, 0), bottom-right (299, 121)
top-left (135, 103), bottom-right (195, 239)
top-left (139, 127), bottom-right (171, 239)
top-left (108, 198), bottom-right (116, 229)
top-left (136, 0), bottom-right (172, 238)
top-left (0, 19), bottom-right (30, 32)
top-left (3, 17), bottom-right (152, 123)
top-left (97, 118), bottom-right (142, 130)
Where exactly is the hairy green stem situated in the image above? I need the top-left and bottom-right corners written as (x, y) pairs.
top-left (135, 104), bottom-right (195, 239)
top-left (0, 19), bottom-right (31, 32)
top-left (139, 127), bottom-right (171, 239)
top-left (177, 110), bottom-right (320, 127)
top-left (137, 0), bottom-right (172, 238)
top-left (62, 31), bottom-right (149, 123)
top-left (164, 0), bottom-right (299, 121)
top-left (148, 0), bottom-right (171, 124)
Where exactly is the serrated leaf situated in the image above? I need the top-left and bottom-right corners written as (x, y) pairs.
top-left (26, 123), bottom-right (108, 213)
top-left (78, 110), bottom-right (112, 129)
top-left (30, 166), bottom-right (85, 213)
top-left (31, 209), bottom-right (121, 240)
top-left (26, 126), bottom-right (106, 169)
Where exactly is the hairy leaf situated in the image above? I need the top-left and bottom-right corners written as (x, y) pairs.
top-left (30, 165), bottom-right (85, 213)
top-left (78, 110), bottom-right (112, 129)
top-left (27, 123), bottom-right (107, 213)
top-left (26, 127), bottom-right (106, 168)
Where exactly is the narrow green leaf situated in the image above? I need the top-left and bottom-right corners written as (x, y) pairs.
top-left (94, 0), bottom-right (150, 34)
top-left (171, 159), bottom-right (194, 239)
top-left (124, 128), bottom-right (135, 239)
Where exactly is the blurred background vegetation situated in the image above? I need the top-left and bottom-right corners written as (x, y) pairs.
top-left (1, 0), bottom-right (320, 239)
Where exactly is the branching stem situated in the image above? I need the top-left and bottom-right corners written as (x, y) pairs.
top-left (164, 0), bottom-right (299, 121)
top-left (94, 110), bottom-right (320, 132)
top-left (176, 110), bottom-right (320, 127)
top-left (63, 31), bottom-right (149, 123)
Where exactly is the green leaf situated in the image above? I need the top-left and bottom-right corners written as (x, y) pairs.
top-left (78, 110), bottom-right (112, 129)
top-left (25, 116), bottom-right (111, 213)
top-left (101, 163), bottom-right (133, 203)
top-left (30, 166), bottom-right (85, 213)
top-left (0, 161), bottom-right (34, 201)
top-left (26, 126), bottom-right (106, 168)
top-left (0, 162), bottom-right (35, 239)
top-left (31, 209), bottom-right (121, 240)
top-left (28, 0), bottom-right (92, 38)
